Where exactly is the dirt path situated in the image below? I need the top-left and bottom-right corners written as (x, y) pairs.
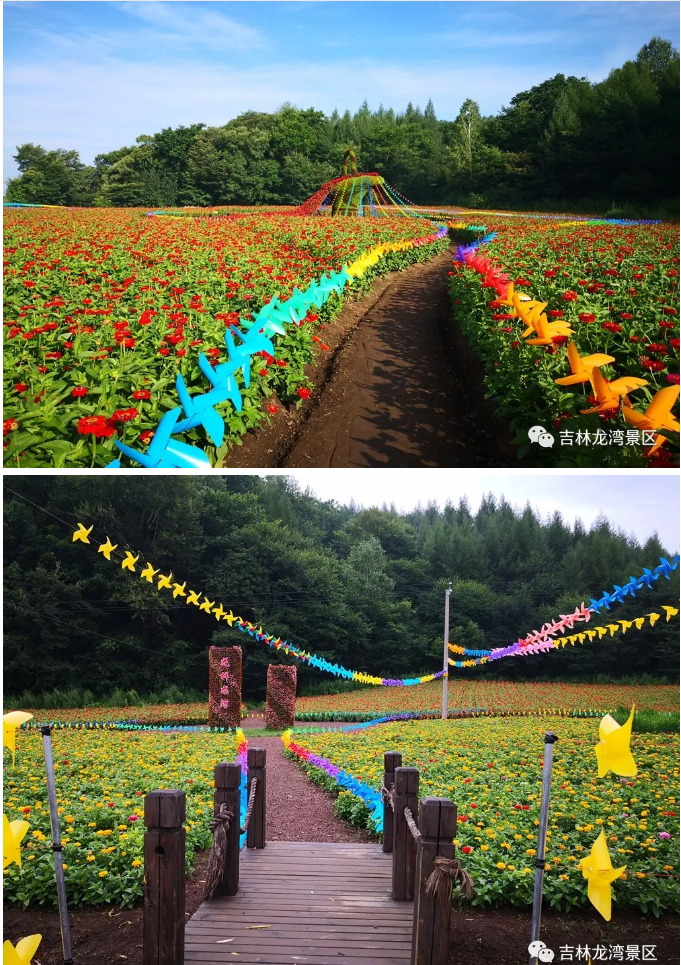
top-left (241, 716), bottom-right (372, 843)
top-left (223, 250), bottom-right (514, 468)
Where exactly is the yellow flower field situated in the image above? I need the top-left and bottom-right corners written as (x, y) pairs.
top-left (3, 729), bottom-right (242, 907)
top-left (294, 718), bottom-right (679, 913)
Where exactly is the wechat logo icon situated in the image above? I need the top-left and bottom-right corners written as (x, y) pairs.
top-left (528, 940), bottom-right (555, 962)
top-left (528, 425), bottom-right (555, 448)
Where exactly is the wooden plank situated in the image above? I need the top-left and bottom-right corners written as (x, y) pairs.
top-left (246, 747), bottom-right (266, 850)
top-left (213, 761), bottom-right (241, 897)
top-left (144, 789), bottom-right (186, 965)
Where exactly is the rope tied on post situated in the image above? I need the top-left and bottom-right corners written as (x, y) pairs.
top-left (403, 806), bottom-right (421, 843)
top-left (425, 856), bottom-right (474, 908)
top-left (203, 803), bottom-right (234, 901)
top-left (381, 783), bottom-right (395, 810)
top-left (240, 777), bottom-right (258, 834)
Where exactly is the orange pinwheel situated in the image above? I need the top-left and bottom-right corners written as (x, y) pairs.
top-left (554, 342), bottom-right (615, 386)
top-left (622, 384), bottom-right (680, 454)
top-left (580, 368), bottom-right (647, 414)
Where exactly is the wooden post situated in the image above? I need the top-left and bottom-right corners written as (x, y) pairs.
top-left (143, 789), bottom-right (186, 965)
top-left (247, 747), bottom-right (266, 850)
top-left (411, 797), bottom-right (457, 965)
top-left (382, 751), bottom-right (402, 853)
top-left (392, 766), bottom-right (419, 901)
top-left (213, 761), bottom-right (242, 896)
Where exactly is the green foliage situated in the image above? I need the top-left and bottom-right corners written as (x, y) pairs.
top-left (611, 708), bottom-right (680, 733)
top-left (5, 39), bottom-right (678, 212)
top-left (3, 475), bottom-right (679, 701)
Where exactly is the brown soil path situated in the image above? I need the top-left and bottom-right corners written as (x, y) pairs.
top-left (223, 250), bottom-right (514, 468)
top-left (241, 716), bottom-right (372, 843)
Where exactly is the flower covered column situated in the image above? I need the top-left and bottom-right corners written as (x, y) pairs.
top-left (265, 664), bottom-right (297, 730)
top-left (208, 646), bottom-right (243, 729)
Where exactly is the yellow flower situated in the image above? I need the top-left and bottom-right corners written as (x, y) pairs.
top-left (98, 870), bottom-right (108, 878)
top-left (526, 849), bottom-right (536, 855)
top-left (132, 859), bottom-right (141, 868)
top-left (496, 862), bottom-right (506, 870)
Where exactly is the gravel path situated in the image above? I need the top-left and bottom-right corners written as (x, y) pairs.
top-left (241, 717), bottom-right (373, 843)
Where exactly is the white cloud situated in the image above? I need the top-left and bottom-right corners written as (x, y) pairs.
top-left (115, 1), bottom-right (267, 51)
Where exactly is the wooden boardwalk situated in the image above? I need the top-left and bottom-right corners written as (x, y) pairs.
top-left (185, 841), bottom-right (413, 965)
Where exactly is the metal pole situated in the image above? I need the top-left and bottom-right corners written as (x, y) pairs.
top-left (442, 584), bottom-right (452, 720)
top-left (529, 732), bottom-right (557, 965)
top-left (41, 725), bottom-right (74, 965)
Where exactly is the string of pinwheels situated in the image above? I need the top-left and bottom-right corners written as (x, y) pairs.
top-left (454, 236), bottom-right (680, 457)
top-left (107, 224), bottom-right (448, 468)
top-left (71, 521), bottom-right (678, 683)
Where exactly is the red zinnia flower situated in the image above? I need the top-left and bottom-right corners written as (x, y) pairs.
top-left (112, 408), bottom-right (139, 423)
top-left (647, 344), bottom-right (668, 355)
top-left (602, 322), bottom-right (621, 333)
top-left (139, 430), bottom-right (155, 444)
top-left (551, 335), bottom-right (569, 345)
top-left (662, 307), bottom-right (677, 315)
top-left (15, 383), bottom-right (28, 393)
top-left (132, 390), bottom-right (151, 401)
top-left (666, 374), bottom-right (680, 385)
top-left (71, 387), bottom-right (88, 398)
top-left (562, 291), bottom-right (578, 302)
top-left (267, 403), bottom-right (278, 413)
top-left (3, 419), bottom-right (19, 435)
top-left (76, 416), bottom-right (115, 438)
top-left (297, 387), bottom-right (311, 400)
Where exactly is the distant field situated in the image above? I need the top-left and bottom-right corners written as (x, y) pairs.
top-left (294, 680), bottom-right (680, 718)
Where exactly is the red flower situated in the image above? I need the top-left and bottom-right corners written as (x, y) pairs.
top-left (461, 846), bottom-right (473, 854)
top-left (76, 416), bottom-right (115, 438)
top-left (619, 312), bottom-right (633, 320)
top-left (551, 335), bottom-right (569, 345)
top-left (45, 351), bottom-right (62, 359)
top-left (510, 341), bottom-right (520, 349)
top-left (661, 307), bottom-right (677, 316)
top-left (176, 348), bottom-right (186, 357)
top-left (647, 344), bottom-right (668, 356)
top-left (132, 389), bottom-right (151, 400)
top-left (666, 374), bottom-right (680, 385)
top-left (259, 368), bottom-right (268, 377)
top-left (669, 338), bottom-right (680, 351)
top-left (562, 291), bottom-right (578, 302)
top-left (276, 359), bottom-right (287, 367)
top-left (601, 322), bottom-right (621, 333)
top-left (15, 383), bottom-right (28, 393)
top-left (548, 309), bottom-right (563, 318)
top-left (640, 357), bottom-right (665, 372)
top-left (3, 419), bottom-right (19, 435)
top-left (267, 403), bottom-right (278, 414)
top-left (112, 407), bottom-right (139, 423)
top-left (205, 348), bottom-right (221, 358)
top-left (158, 348), bottom-right (170, 357)
top-left (544, 270), bottom-right (557, 278)
top-left (297, 387), bottom-right (311, 400)
top-left (71, 386), bottom-right (88, 397)
top-left (139, 430), bottom-right (155, 444)
top-left (629, 336), bottom-right (639, 343)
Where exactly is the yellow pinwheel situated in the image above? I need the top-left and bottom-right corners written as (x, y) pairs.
top-left (3, 814), bottom-right (29, 869)
top-left (213, 604), bottom-right (227, 621)
top-left (140, 563), bottom-right (158, 584)
top-left (3, 935), bottom-right (42, 965)
top-left (199, 597), bottom-right (215, 613)
top-left (595, 706), bottom-right (636, 778)
top-left (578, 831), bottom-right (626, 920)
top-left (72, 523), bottom-right (92, 544)
top-left (121, 552), bottom-right (139, 572)
top-left (3, 712), bottom-right (33, 765)
top-left (97, 537), bottom-right (118, 560)
top-left (554, 342), bottom-right (615, 386)
top-left (622, 384), bottom-right (680, 455)
top-left (661, 605), bottom-right (679, 621)
top-left (172, 582), bottom-right (187, 599)
top-left (648, 612), bottom-right (660, 626)
top-left (186, 590), bottom-right (201, 606)
top-left (224, 610), bottom-right (238, 626)
top-left (157, 573), bottom-right (173, 591)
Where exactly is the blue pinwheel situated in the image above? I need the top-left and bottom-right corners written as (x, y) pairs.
top-left (223, 325), bottom-right (276, 389)
top-left (112, 408), bottom-right (212, 468)
top-left (172, 373), bottom-right (239, 446)
top-left (654, 555), bottom-right (680, 579)
top-left (635, 567), bottom-right (657, 589)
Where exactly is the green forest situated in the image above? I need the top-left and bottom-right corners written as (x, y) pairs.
top-left (4, 38), bottom-right (678, 216)
top-left (3, 476), bottom-right (678, 702)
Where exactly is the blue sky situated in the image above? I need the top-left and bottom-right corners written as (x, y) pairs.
top-left (3, 1), bottom-right (679, 181)
top-left (271, 471), bottom-right (680, 552)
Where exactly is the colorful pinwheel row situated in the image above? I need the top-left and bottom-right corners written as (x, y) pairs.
top-left (490, 556), bottom-right (680, 659)
top-left (72, 524), bottom-right (447, 687)
top-left (454, 237), bottom-right (680, 457)
top-left (106, 225), bottom-right (447, 468)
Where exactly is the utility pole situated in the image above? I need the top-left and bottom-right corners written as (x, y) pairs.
top-left (442, 583), bottom-right (452, 720)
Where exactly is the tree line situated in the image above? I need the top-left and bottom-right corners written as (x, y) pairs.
top-left (3, 475), bottom-right (678, 702)
top-left (4, 38), bottom-right (678, 216)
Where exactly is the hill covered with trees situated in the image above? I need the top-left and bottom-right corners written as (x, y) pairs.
top-left (3, 476), bottom-right (678, 701)
top-left (4, 38), bottom-right (678, 216)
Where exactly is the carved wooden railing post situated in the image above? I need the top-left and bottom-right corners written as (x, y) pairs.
top-left (382, 751), bottom-right (402, 853)
top-left (143, 789), bottom-right (186, 965)
top-left (247, 747), bottom-right (266, 849)
top-left (392, 765), bottom-right (419, 900)
top-left (411, 797), bottom-right (457, 965)
top-left (213, 761), bottom-right (241, 896)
